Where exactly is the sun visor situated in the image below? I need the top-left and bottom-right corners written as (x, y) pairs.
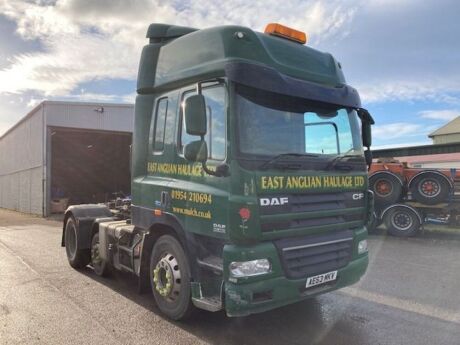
top-left (225, 62), bottom-right (361, 108)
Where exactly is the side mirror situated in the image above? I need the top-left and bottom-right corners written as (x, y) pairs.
top-left (357, 108), bottom-right (374, 148)
top-left (364, 149), bottom-right (373, 168)
top-left (362, 121), bottom-right (372, 148)
top-left (184, 140), bottom-right (208, 163)
top-left (184, 95), bottom-right (207, 136)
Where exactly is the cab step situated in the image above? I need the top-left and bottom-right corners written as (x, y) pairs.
top-left (192, 295), bottom-right (222, 312)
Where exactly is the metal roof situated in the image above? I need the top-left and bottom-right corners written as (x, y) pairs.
top-left (373, 142), bottom-right (460, 158)
top-left (0, 100), bottom-right (134, 141)
top-left (428, 116), bottom-right (460, 137)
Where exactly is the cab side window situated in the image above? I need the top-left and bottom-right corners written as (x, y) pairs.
top-left (152, 98), bottom-right (168, 153)
top-left (180, 85), bottom-right (226, 161)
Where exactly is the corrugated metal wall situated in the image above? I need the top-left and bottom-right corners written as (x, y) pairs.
top-left (433, 134), bottom-right (460, 145)
top-left (0, 106), bottom-right (44, 215)
top-left (0, 101), bottom-right (134, 216)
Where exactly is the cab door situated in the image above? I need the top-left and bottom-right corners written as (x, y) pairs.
top-left (168, 82), bottom-right (230, 240)
top-left (141, 91), bottom-right (179, 213)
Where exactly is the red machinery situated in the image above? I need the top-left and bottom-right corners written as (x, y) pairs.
top-left (369, 158), bottom-right (459, 205)
top-left (369, 158), bottom-right (460, 237)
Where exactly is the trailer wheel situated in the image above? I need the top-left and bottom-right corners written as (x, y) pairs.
top-left (410, 173), bottom-right (451, 205)
top-left (149, 235), bottom-right (193, 320)
top-left (369, 173), bottom-right (403, 205)
top-left (90, 232), bottom-right (109, 276)
top-left (383, 206), bottom-right (421, 237)
top-left (64, 217), bottom-right (90, 269)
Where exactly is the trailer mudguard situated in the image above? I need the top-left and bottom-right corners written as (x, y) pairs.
top-left (61, 204), bottom-right (112, 248)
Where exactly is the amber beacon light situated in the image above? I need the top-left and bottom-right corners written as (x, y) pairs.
top-left (264, 23), bottom-right (307, 44)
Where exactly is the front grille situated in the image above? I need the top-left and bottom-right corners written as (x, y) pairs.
top-left (274, 230), bottom-right (353, 279)
top-left (260, 191), bottom-right (365, 233)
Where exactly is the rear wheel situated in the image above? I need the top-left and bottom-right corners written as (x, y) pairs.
top-left (410, 173), bottom-right (451, 205)
top-left (65, 217), bottom-right (90, 269)
top-left (383, 206), bottom-right (421, 237)
top-left (369, 173), bottom-right (403, 205)
top-left (91, 232), bottom-right (109, 276)
top-left (149, 235), bottom-right (194, 320)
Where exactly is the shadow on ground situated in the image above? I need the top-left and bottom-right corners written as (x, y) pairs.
top-left (78, 267), bottom-right (366, 345)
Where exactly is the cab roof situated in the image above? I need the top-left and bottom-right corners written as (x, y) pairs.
top-left (146, 24), bottom-right (346, 90)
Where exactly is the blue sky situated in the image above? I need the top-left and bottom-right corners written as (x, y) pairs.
top-left (0, 0), bottom-right (459, 149)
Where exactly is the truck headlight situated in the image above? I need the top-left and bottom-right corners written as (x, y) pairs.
top-left (229, 259), bottom-right (271, 278)
top-left (358, 239), bottom-right (368, 254)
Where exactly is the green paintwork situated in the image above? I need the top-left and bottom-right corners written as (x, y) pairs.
top-left (222, 226), bottom-right (368, 316)
top-left (133, 23), bottom-right (372, 316)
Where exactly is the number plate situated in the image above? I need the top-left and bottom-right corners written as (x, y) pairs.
top-left (305, 270), bottom-right (337, 288)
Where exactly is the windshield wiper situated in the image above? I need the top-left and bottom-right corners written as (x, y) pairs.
top-left (325, 154), bottom-right (362, 171)
top-left (259, 153), bottom-right (319, 170)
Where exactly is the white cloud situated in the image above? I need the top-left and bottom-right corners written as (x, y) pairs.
top-left (419, 109), bottom-right (459, 121)
top-left (357, 80), bottom-right (460, 104)
top-left (372, 122), bottom-right (437, 140)
top-left (0, 0), bottom-right (361, 97)
top-left (26, 97), bottom-right (44, 108)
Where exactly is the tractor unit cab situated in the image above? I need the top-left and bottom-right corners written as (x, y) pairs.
top-left (62, 23), bottom-right (374, 320)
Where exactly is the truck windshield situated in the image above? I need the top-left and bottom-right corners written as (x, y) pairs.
top-left (235, 85), bottom-right (363, 162)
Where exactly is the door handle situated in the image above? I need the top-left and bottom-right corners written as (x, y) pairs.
top-left (160, 191), bottom-right (170, 207)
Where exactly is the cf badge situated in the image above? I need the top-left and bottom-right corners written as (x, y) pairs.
top-left (352, 193), bottom-right (365, 200)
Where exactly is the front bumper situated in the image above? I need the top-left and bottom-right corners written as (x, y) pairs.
top-left (223, 227), bottom-right (369, 317)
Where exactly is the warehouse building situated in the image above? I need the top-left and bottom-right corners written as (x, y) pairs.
top-left (429, 116), bottom-right (460, 144)
top-left (0, 101), bottom-right (133, 216)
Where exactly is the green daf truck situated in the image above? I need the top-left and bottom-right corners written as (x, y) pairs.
top-left (62, 22), bottom-right (375, 320)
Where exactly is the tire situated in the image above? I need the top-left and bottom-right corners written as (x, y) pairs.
top-left (410, 173), bottom-right (451, 205)
top-left (369, 173), bottom-right (403, 205)
top-left (90, 232), bottom-right (109, 277)
top-left (383, 206), bottom-right (421, 237)
top-left (65, 217), bottom-right (91, 269)
top-left (149, 235), bottom-right (194, 320)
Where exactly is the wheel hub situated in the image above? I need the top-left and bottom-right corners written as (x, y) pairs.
top-left (153, 253), bottom-right (181, 300)
top-left (91, 240), bottom-right (102, 265)
top-left (420, 179), bottom-right (440, 197)
top-left (375, 179), bottom-right (392, 197)
top-left (392, 211), bottom-right (413, 231)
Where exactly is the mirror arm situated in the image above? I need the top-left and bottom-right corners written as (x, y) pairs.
top-left (365, 148), bottom-right (372, 171)
top-left (202, 162), bottom-right (217, 176)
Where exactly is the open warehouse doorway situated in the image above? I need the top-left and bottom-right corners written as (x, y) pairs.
top-left (49, 127), bottom-right (132, 212)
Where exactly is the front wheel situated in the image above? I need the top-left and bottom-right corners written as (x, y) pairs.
top-left (149, 235), bottom-right (194, 320)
